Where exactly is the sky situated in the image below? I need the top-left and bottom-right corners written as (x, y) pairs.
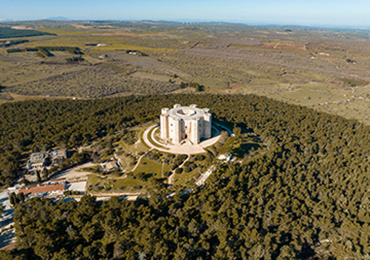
top-left (0, 0), bottom-right (369, 27)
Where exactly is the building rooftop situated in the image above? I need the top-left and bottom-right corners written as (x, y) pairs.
top-left (19, 183), bottom-right (66, 196)
top-left (29, 152), bottom-right (45, 163)
top-left (163, 104), bottom-right (210, 120)
top-left (101, 161), bottom-right (118, 171)
top-left (49, 178), bottom-right (65, 182)
top-left (50, 149), bottom-right (67, 158)
top-left (67, 181), bottom-right (87, 192)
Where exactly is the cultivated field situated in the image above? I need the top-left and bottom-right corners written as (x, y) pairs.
top-left (0, 21), bottom-right (369, 123)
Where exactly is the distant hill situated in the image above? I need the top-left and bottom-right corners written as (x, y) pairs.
top-left (45, 17), bottom-right (72, 21)
top-left (0, 27), bottom-right (56, 38)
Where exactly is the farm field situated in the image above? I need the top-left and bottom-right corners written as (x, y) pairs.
top-left (0, 20), bottom-right (369, 124)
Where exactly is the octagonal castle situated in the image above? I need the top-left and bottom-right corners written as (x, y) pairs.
top-left (160, 104), bottom-right (212, 145)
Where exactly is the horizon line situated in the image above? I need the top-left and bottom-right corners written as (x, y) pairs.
top-left (0, 18), bottom-right (369, 30)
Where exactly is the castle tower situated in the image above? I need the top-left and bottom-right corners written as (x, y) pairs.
top-left (160, 108), bottom-right (169, 140)
top-left (203, 108), bottom-right (212, 139)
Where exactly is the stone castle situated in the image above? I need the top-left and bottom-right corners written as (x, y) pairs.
top-left (160, 104), bottom-right (212, 145)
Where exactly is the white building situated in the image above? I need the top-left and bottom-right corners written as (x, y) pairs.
top-left (160, 104), bottom-right (212, 145)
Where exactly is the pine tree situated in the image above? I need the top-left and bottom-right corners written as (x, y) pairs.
top-left (36, 170), bottom-right (41, 183)
top-left (17, 192), bottom-right (25, 203)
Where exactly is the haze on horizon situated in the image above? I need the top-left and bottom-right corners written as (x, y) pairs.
top-left (0, 0), bottom-right (369, 27)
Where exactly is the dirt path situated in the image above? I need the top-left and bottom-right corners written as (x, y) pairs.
top-left (131, 148), bottom-right (153, 172)
top-left (168, 155), bottom-right (190, 185)
top-left (89, 192), bottom-right (142, 197)
top-left (196, 165), bottom-right (216, 186)
top-left (75, 192), bottom-right (142, 201)
top-left (51, 162), bottom-right (96, 182)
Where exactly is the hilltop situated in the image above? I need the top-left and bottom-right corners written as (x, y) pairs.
top-left (0, 94), bottom-right (370, 258)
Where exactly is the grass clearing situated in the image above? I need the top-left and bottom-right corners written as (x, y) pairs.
top-left (174, 167), bottom-right (201, 185)
top-left (88, 174), bottom-right (145, 192)
top-left (133, 158), bottom-right (171, 175)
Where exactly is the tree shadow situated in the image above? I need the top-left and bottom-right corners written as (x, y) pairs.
top-left (233, 143), bottom-right (261, 158)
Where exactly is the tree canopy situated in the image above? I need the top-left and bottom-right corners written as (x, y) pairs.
top-left (1, 94), bottom-right (370, 259)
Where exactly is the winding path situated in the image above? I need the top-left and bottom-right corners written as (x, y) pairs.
top-left (131, 148), bottom-right (153, 172)
top-left (168, 155), bottom-right (190, 185)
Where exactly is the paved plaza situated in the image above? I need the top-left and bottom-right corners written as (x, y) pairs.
top-left (143, 124), bottom-right (221, 155)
